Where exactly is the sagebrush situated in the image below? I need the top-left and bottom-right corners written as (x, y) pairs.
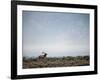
top-left (23, 56), bottom-right (89, 68)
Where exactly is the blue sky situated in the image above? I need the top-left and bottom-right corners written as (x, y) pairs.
top-left (22, 11), bottom-right (90, 57)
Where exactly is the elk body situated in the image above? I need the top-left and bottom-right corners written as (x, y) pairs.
top-left (38, 52), bottom-right (47, 60)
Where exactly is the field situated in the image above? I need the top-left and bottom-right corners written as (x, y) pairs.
top-left (23, 56), bottom-right (89, 69)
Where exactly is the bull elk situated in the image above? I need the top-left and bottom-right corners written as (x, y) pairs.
top-left (38, 52), bottom-right (47, 60)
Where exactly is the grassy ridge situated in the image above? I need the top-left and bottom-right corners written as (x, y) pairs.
top-left (23, 56), bottom-right (89, 69)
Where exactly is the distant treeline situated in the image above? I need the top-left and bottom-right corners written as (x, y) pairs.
top-left (23, 56), bottom-right (89, 61)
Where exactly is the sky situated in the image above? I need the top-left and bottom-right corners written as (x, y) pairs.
top-left (22, 11), bottom-right (90, 57)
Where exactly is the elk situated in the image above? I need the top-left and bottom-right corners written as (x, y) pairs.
top-left (38, 52), bottom-right (47, 60)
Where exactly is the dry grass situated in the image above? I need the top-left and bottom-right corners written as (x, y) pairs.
top-left (23, 56), bottom-right (89, 69)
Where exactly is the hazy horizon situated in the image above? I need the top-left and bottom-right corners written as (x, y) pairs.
top-left (22, 11), bottom-right (90, 58)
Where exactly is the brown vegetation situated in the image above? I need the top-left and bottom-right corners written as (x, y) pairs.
top-left (23, 56), bottom-right (89, 69)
